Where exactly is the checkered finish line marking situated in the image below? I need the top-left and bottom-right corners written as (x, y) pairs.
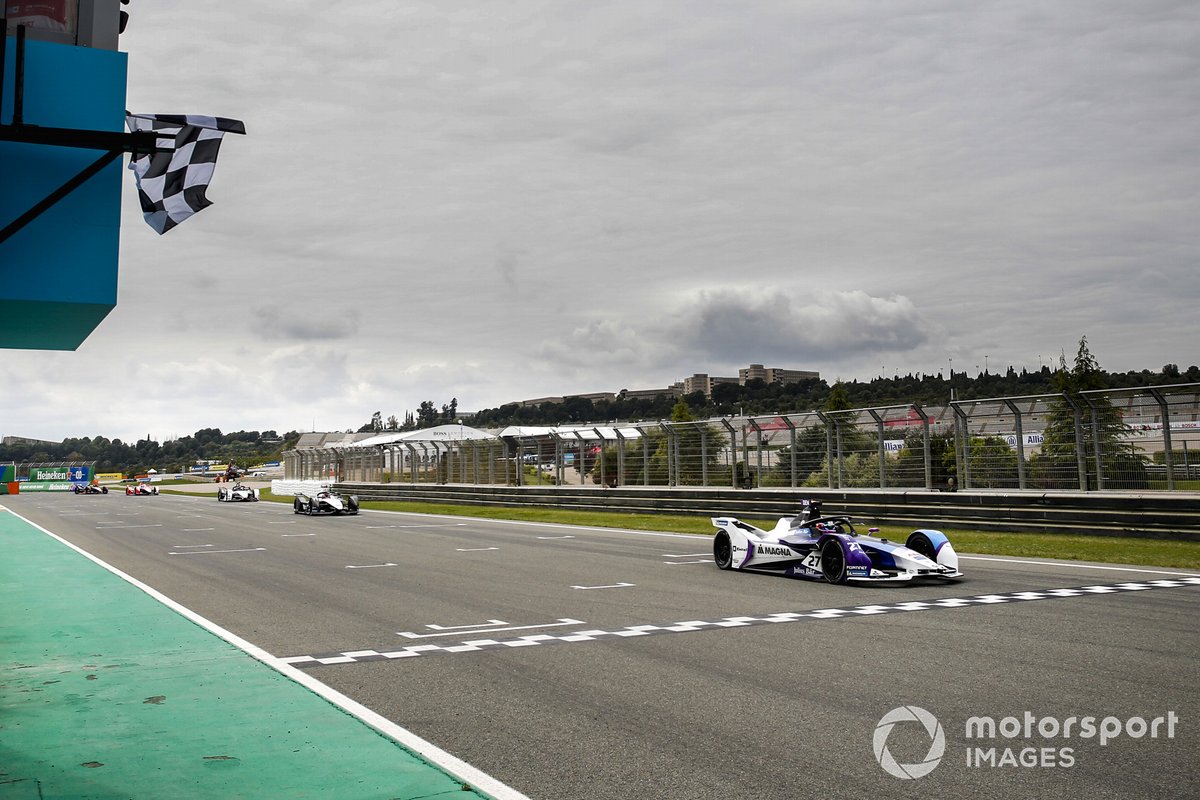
top-left (279, 577), bottom-right (1200, 668)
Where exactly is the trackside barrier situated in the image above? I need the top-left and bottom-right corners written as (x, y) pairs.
top-left (271, 480), bottom-right (332, 497)
top-left (333, 483), bottom-right (1200, 540)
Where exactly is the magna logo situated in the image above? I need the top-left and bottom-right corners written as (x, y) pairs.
top-left (757, 545), bottom-right (794, 557)
top-left (874, 706), bottom-right (946, 779)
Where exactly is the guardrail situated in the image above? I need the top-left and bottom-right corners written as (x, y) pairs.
top-left (334, 482), bottom-right (1200, 541)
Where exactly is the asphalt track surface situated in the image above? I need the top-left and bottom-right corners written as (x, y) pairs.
top-left (10, 492), bottom-right (1199, 800)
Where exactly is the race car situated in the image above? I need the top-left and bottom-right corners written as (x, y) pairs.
top-left (217, 482), bottom-right (260, 502)
top-left (125, 484), bottom-right (159, 496)
top-left (711, 500), bottom-right (961, 584)
top-left (73, 484), bottom-right (108, 494)
top-left (293, 489), bottom-right (359, 516)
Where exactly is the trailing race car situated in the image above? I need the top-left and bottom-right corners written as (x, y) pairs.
top-left (125, 484), bottom-right (159, 496)
top-left (73, 484), bottom-right (108, 494)
top-left (293, 489), bottom-right (359, 516)
top-left (711, 500), bottom-right (961, 585)
top-left (217, 482), bottom-right (260, 502)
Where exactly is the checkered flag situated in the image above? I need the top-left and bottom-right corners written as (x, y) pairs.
top-left (125, 113), bottom-right (246, 234)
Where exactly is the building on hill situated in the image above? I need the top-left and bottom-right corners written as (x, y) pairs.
top-left (515, 363), bottom-right (821, 408)
top-left (739, 364), bottom-right (821, 386)
top-left (2, 435), bottom-right (57, 446)
top-left (674, 365), bottom-right (820, 398)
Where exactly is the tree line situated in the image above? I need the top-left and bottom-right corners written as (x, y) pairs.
top-left (0, 429), bottom-right (303, 477)
top-left (388, 359), bottom-right (1196, 430)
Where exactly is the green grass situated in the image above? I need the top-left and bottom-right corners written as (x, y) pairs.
top-left (259, 490), bottom-right (1200, 570)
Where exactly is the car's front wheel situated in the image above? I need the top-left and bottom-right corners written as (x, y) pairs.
top-left (820, 538), bottom-right (848, 584)
top-left (906, 532), bottom-right (937, 560)
top-left (713, 532), bottom-right (733, 570)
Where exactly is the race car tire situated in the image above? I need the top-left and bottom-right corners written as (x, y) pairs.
top-left (347, 496), bottom-right (360, 515)
top-left (713, 532), bottom-right (733, 570)
top-left (102, 487), bottom-right (108, 494)
top-left (820, 537), bottom-right (849, 584)
top-left (307, 503), bottom-right (316, 516)
top-left (293, 498), bottom-right (303, 514)
top-left (905, 532), bottom-right (937, 561)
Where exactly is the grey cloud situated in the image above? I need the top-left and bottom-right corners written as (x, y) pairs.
top-left (254, 306), bottom-right (360, 341)
top-left (682, 288), bottom-right (931, 364)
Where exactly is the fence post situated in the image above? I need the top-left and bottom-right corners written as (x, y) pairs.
top-left (912, 403), bottom-right (932, 490)
top-left (782, 416), bottom-right (797, 488)
top-left (1081, 396), bottom-right (1104, 490)
top-left (867, 409), bottom-right (886, 489)
top-left (720, 418), bottom-right (737, 488)
top-left (815, 411), bottom-right (835, 489)
top-left (950, 403), bottom-right (970, 489)
top-left (1001, 399), bottom-right (1027, 490)
top-left (747, 418), bottom-right (764, 489)
top-left (658, 423), bottom-right (675, 486)
top-left (615, 428), bottom-right (627, 486)
top-left (1148, 388), bottom-right (1176, 491)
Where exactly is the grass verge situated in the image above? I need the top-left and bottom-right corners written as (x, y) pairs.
top-left (260, 490), bottom-right (1200, 570)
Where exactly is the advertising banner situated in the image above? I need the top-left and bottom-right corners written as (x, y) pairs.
top-left (28, 465), bottom-right (92, 483)
top-left (95, 472), bottom-right (124, 482)
top-left (19, 482), bottom-right (73, 492)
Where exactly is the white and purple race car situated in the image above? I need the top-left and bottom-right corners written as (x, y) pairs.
top-left (711, 500), bottom-right (962, 584)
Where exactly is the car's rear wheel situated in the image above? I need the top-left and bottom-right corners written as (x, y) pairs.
top-left (906, 532), bottom-right (936, 560)
top-left (820, 538), bottom-right (848, 584)
top-left (713, 532), bottom-right (733, 569)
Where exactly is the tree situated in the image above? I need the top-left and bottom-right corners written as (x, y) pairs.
top-left (1033, 336), bottom-right (1148, 489)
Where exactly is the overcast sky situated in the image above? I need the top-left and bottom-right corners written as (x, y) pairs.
top-left (4, 1), bottom-right (1198, 443)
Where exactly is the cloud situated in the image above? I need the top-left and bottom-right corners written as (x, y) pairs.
top-left (254, 306), bottom-right (361, 341)
top-left (684, 288), bottom-right (931, 363)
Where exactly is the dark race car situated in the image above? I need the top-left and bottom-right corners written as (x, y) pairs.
top-left (293, 489), bottom-right (359, 516)
top-left (73, 484), bottom-right (108, 495)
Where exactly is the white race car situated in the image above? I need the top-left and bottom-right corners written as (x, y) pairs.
top-left (711, 500), bottom-right (962, 584)
top-left (125, 484), bottom-right (159, 496)
top-left (217, 482), bottom-right (260, 502)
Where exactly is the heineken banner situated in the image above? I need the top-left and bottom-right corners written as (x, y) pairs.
top-left (29, 466), bottom-right (92, 483)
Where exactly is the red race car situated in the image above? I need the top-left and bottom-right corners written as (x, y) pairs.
top-left (125, 484), bottom-right (160, 496)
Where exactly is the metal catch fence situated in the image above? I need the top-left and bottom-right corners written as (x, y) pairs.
top-left (283, 383), bottom-right (1200, 492)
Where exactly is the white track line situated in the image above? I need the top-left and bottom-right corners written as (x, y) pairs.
top-left (959, 555), bottom-right (1198, 576)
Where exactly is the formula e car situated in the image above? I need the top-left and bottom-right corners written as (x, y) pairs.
top-left (711, 500), bottom-right (961, 584)
top-left (73, 484), bottom-right (108, 494)
top-left (293, 489), bottom-right (359, 516)
top-left (217, 482), bottom-right (260, 502)
top-left (125, 484), bottom-right (159, 496)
